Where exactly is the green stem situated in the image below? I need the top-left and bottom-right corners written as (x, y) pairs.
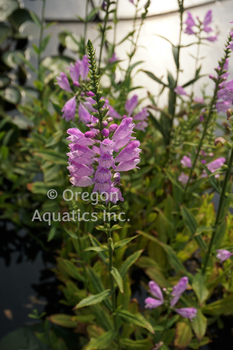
top-left (76, 222), bottom-right (88, 291)
top-left (112, 0), bottom-right (119, 55)
top-left (160, 308), bottom-right (172, 342)
top-left (106, 204), bottom-right (120, 348)
top-left (98, 0), bottom-right (111, 74)
top-left (202, 147), bottom-right (233, 274)
top-left (38, 0), bottom-right (46, 81)
top-left (84, 0), bottom-right (89, 54)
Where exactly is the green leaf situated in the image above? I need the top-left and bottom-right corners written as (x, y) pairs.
top-left (0, 86), bottom-right (21, 104)
top-left (29, 11), bottom-right (41, 28)
top-left (195, 226), bottom-right (213, 236)
top-left (40, 34), bottom-right (51, 52)
top-left (114, 235), bottom-right (138, 250)
top-left (167, 70), bottom-right (176, 89)
top-left (89, 234), bottom-right (109, 264)
top-left (48, 314), bottom-right (77, 328)
top-left (192, 273), bottom-right (209, 304)
top-left (86, 7), bottom-right (99, 22)
top-left (111, 224), bottom-right (122, 231)
top-left (74, 290), bottom-right (111, 309)
top-left (0, 0), bottom-right (19, 21)
top-left (181, 206), bottom-right (207, 252)
top-left (148, 111), bottom-right (166, 139)
top-left (138, 231), bottom-right (192, 279)
top-left (182, 75), bottom-right (205, 88)
top-left (202, 294), bottom-right (233, 316)
top-left (57, 258), bottom-right (84, 282)
top-left (87, 267), bottom-right (112, 311)
top-left (142, 70), bottom-right (168, 87)
top-left (47, 226), bottom-right (56, 242)
top-left (119, 250), bottom-right (143, 279)
top-left (174, 322), bottom-right (192, 348)
top-left (202, 163), bottom-right (221, 194)
top-left (86, 330), bottom-right (117, 350)
top-left (172, 45), bottom-right (179, 69)
top-left (34, 150), bottom-right (67, 165)
top-left (85, 246), bottom-right (108, 252)
top-left (111, 267), bottom-right (124, 293)
top-left (192, 309), bottom-right (207, 341)
top-left (117, 30), bottom-right (135, 45)
top-left (117, 310), bottom-right (154, 334)
top-left (119, 338), bottom-right (153, 350)
top-left (0, 23), bottom-right (11, 44)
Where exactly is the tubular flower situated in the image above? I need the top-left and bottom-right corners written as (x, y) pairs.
top-left (202, 157), bottom-right (226, 178)
top-left (216, 249), bottom-right (233, 262)
top-left (174, 85), bottom-right (187, 96)
top-left (175, 308), bottom-right (197, 322)
top-left (61, 97), bottom-right (77, 121)
top-left (184, 9), bottom-right (218, 41)
top-left (55, 72), bottom-right (72, 92)
top-left (145, 279), bottom-right (197, 321)
top-left (181, 156), bottom-right (192, 168)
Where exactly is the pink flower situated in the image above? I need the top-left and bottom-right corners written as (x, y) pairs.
top-left (125, 95), bottom-right (138, 117)
top-left (175, 308), bottom-right (197, 321)
top-left (181, 156), bottom-right (192, 168)
top-left (145, 281), bottom-right (164, 309)
top-left (108, 106), bottom-right (122, 119)
top-left (55, 72), bottom-right (72, 93)
top-left (61, 96), bottom-right (76, 121)
top-left (216, 249), bottom-right (233, 262)
top-left (78, 103), bottom-right (91, 124)
top-left (174, 85), bottom-right (187, 96)
top-left (205, 35), bottom-right (218, 42)
top-left (178, 172), bottom-right (189, 185)
top-left (203, 10), bottom-right (212, 26)
top-left (171, 277), bottom-right (188, 307)
top-left (109, 52), bottom-right (119, 63)
top-left (194, 97), bottom-right (204, 104)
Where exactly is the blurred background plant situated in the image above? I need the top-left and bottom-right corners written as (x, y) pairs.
top-left (1, 0), bottom-right (233, 349)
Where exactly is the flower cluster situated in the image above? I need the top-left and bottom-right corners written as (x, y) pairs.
top-left (67, 118), bottom-right (141, 203)
top-left (179, 155), bottom-right (226, 184)
top-left (184, 10), bottom-right (218, 42)
top-left (174, 86), bottom-right (204, 104)
top-left (55, 55), bottom-right (90, 121)
top-left (65, 40), bottom-right (141, 203)
top-left (216, 68), bottom-right (233, 113)
top-left (145, 278), bottom-right (197, 321)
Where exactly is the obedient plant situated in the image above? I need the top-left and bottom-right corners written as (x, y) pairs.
top-left (64, 43), bottom-right (141, 202)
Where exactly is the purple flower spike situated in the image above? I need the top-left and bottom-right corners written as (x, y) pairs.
top-left (125, 95), bottom-right (138, 117)
top-left (171, 277), bottom-right (188, 307)
top-left (78, 103), bottom-right (91, 124)
top-left (145, 297), bottom-right (164, 309)
top-left (216, 249), bottom-right (233, 262)
top-left (55, 72), bottom-right (72, 92)
top-left (174, 85), bottom-right (187, 96)
top-left (148, 281), bottom-right (163, 301)
top-left (175, 308), bottom-right (197, 321)
top-left (61, 96), bottom-right (76, 121)
top-left (80, 55), bottom-right (89, 81)
top-left (181, 156), bottom-right (192, 168)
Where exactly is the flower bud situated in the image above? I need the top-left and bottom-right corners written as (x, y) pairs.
top-left (214, 137), bottom-right (227, 146)
top-left (85, 131), bottom-right (96, 138)
top-left (107, 117), bottom-right (113, 122)
top-left (102, 128), bottom-right (109, 137)
top-left (109, 124), bottom-right (118, 133)
top-left (227, 108), bottom-right (233, 120)
top-left (102, 120), bottom-right (108, 127)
